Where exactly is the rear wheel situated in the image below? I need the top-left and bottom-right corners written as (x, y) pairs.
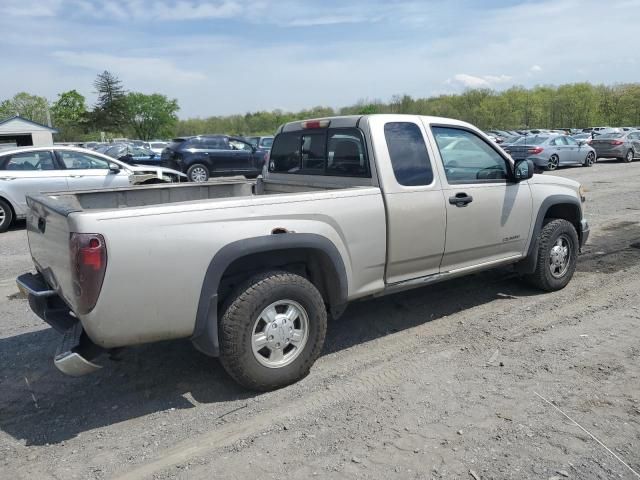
top-left (546, 154), bottom-right (559, 171)
top-left (187, 164), bottom-right (210, 182)
top-left (219, 271), bottom-right (327, 391)
top-left (0, 199), bottom-right (13, 233)
top-left (583, 151), bottom-right (595, 167)
top-left (525, 218), bottom-right (579, 292)
top-left (624, 150), bottom-right (634, 163)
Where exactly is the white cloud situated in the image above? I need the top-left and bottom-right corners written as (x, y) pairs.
top-left (52, 51), bottom-right (206, 86)
top-left (530, 65), bottom-right (542, 72)
top-left (447, 74), bottom-right (512, 89)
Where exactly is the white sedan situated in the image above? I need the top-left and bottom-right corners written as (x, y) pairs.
top-left (0, 146), bottom-right (186, 232)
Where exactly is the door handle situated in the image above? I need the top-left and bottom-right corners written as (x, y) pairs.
top-left (0, 177), bottom-right (16, 181)
top-left (69, 175), bottom-right (84, 178)
top-left (449, 193), bottom-right (473, 207)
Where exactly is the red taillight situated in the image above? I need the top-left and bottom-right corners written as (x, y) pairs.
top-left (528, 146), bottom-right (544, 154)
top-left (611, 140), bottom-right (624, 145)
top-left (70, 233), bottom-right (107, 314)
top-left (301, 119), bottom-right (330, 129)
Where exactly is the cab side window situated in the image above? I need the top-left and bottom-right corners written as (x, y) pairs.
top-left (384, 122), bottom-right (433, 186)
top-left (1, 151), bottom-right (56, 171)
top-left (432, 127), bottom-right (509, 184)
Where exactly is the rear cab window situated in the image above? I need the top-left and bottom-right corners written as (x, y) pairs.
top-left (269, 127), bottom-right (370, 178)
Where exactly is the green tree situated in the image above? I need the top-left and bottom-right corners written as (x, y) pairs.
top-left (0, 92), bottom-right (50, 124)
top-left (125, 92), bottom-right (179, 140)
top-left (92, 70), bottom-right (127, 132)
top-left (51, 90), bottom-right (88, 141)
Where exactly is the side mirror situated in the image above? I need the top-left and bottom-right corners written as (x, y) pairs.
top-left (514, 159), bottom-right (534, 181)
top-left (108, 163), bottom-right (121, 174)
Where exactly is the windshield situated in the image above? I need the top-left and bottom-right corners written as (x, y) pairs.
top-left (260, 137), bottom-right (274, 148)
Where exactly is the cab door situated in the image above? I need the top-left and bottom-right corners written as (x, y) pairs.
top-left (428, 125), bottom-right (533, 272)
top-left (367, 115), bottom-right (447, 284)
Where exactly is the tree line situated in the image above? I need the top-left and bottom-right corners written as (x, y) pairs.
top-left (0, 71), bottom-right (179, 142)
top-left (1, 78), bottom-right (639, 142)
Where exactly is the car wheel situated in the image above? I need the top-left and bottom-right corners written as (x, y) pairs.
top-left (624, 150), bottom-right (634, 163)
top-left (187, 164), bottom-right (210, 182)
top-left (583, 151), bottom-right (595, 167)
top-left (546, 154), bottom-right (559, 171)
top-left (0, 198), bottom-right (14, 233)
top-left (219, 270), bottom-right (327, 391)
top-left (525, 218), bottom-right (579, 292)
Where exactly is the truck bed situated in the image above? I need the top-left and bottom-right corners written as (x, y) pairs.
top-left (27, 176), bottom-right (352, 216)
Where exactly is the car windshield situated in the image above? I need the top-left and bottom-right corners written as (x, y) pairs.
top-left (514, 135), bottom-right (548, 145)
top-left (260, 138), bottom-right (274, 148)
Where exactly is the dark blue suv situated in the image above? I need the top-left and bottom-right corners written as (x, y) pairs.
top-left (160, 135), bottom-right (267, 182)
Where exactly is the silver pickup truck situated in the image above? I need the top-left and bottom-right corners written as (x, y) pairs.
top-left (17, 115), bottom-right (589, 390)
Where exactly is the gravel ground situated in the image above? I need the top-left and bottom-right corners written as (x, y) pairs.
top-left (1, 160), bottom-right (639, 480)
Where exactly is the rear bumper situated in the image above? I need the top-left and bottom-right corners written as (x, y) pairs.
top-left (17, 272), bottom-right (104, 376)
top-left (593, 145), bottom-right (625, 158)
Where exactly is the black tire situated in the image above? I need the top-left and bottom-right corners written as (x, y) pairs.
top-left (525, 219), bottom-right (579, 292)
top-left (187, 163), bottom-right (210, 182)
top-left (546, 154), bottom-right (559, 171)
top-left (583, 151), bottom-right (595, 167)
top-left (624, 150), bottom-right (634, 163)
top-left (219, 271), bottom-right (327, 391)
top-left (0, 198), bottom-right (13, 233)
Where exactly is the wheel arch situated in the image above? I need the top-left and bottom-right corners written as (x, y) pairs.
top-left (516, 195), bottom-right (583, 274)
top-left (191, 233), bottom-right (348, 357)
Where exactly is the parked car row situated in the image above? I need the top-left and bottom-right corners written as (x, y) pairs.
top-left (0, 146), bottom-right (186, 232)
top-left (494, 126), bottom-right (639, 171)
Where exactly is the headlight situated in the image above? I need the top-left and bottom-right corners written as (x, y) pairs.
top-left (579, 185), bottom-right (586, 203)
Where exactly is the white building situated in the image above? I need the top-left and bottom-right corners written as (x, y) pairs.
top-left (0, 115), bottom-right (58, 147)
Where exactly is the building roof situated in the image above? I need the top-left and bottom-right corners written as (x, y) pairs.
top-left (0, 115), bottom-right (58, 134)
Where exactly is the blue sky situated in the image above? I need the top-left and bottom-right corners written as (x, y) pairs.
top-left (1, 0), bottom-right (639, 118)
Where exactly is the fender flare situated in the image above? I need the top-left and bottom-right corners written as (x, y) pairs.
top-left (191, 233), bottom-right (348, 357)
top-left (517, 194), bottom-right (582, 274)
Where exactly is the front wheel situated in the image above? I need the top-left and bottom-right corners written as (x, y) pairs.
top-left (0, 198), bottom-right (13, 233)
top-left (525, 219), bottom-right (579, 292)
top-left (583, 151), bottom-right (595, 167)
top-left (219, 271), bottom-right (327, 391)
top-left (546, 154), bottom-right (559, 171)
top-left (187, 164), bottom-right (210, 182)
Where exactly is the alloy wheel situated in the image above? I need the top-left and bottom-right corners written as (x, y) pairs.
top-left (251, 300), bottom-right (309, 368)
top-left (549, 234), bottom-right (572, 279)
top-left (190, 167), bottom-right (208, 182)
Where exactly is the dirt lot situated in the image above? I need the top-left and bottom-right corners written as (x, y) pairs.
top-left (1, 160), bottom-right (639, 480)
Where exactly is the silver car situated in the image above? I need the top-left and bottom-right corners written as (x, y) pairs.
top-left (503, 134), bottom-right (596, 171)
top-left (590, 131), bottom-right (640, 163)
top-left (0, 146), bottom-right (185, 232)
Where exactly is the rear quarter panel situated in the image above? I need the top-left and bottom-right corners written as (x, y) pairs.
top-left (76, 187), bottom-right (387, 348)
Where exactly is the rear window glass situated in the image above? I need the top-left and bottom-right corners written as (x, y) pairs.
top-left (269, 128), bottom-right (370, 177)
top-left (260, 137), bottom-right (274, 148)
top-left (514, 135), bottom-right (548, 145)
top-left (597, 133), bottom-right (623, 139)
top-left (384, 122), bottom-right (433, 186)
